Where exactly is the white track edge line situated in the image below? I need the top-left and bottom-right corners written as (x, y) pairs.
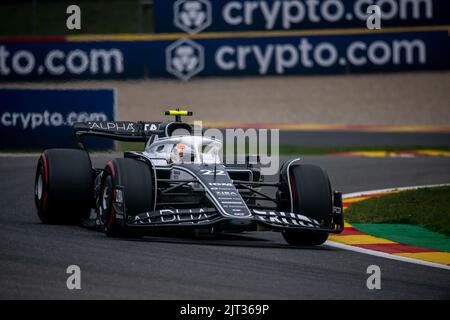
top-left (343, 183), bottom-right (450, 199)
top-left (327, 183), bottom-right (450, 270)
top-left (325, 241), bottom-right (450, 270)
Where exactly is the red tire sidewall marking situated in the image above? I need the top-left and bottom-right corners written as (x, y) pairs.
top-left (107, 188), bottom-right (116, 229)
top-left (106, 161), bottom-right (116, 229)
top-left (107, 161), bottom-right (116, 178)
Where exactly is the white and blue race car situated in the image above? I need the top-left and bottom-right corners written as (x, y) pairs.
top-left (34, 110), bottom-right (343, 246)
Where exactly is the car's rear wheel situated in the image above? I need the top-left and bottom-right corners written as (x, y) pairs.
top-left (99, 158), bottom-right (153, 237)
top-left (281, 164), bottom-right (332, 246)
top-left (34, 149), bottom-right (93, 224)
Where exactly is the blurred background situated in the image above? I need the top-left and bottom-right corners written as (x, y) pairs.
top-left (0, 0), bottom-right (449, 151)
top-left (1, 0), bottom-right (155, 35)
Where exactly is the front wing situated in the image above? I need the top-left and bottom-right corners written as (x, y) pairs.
top-left (116, 187), bottom-right (344, 234)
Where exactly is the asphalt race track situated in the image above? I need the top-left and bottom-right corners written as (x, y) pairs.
top-left (1, 155), bottom-right (450, 299)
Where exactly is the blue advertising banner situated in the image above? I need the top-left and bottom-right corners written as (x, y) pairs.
top-left (152, 30), bottom-right (450, 79)
top-left (153, 0), bottom-right (450, 34)
top-left (0, 29), bottom-right (448, 81)
top-left (0, 41), bottom-right (149, 81)
top-left (0, 89), bottom-right (116, 149)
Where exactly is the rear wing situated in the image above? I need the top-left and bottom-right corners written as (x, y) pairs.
top-left (72, 121), bottom-right (162, 149)
top-left (72, 120), bottom-right (195, 150)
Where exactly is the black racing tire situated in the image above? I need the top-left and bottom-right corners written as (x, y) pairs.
top-left (282, 164), bottom-right (332, 246)
top-left (99, 158), bottom-right (153, 237)
top-left (34, 149), bottom-right (93, 224)
top-left (282, 229), bottom-right (329, 246)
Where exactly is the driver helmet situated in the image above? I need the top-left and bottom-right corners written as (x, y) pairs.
top-left (170, 143), bottom-right (195, 163)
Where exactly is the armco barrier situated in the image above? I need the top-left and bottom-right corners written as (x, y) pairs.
top-left (0, 89), bottom-right (115, 149)
top-left (154, 0), bottom-right (450, 34)
top-left (0, 28), bottom-right (448, 81)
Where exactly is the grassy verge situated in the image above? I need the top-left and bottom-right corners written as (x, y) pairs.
top-left (1, 0), bottom-right (154, 36)
top-left (117, 142), bottom-right (450, 155)
top-left (346, 186), bottom-right (450, 236)
top-left (278, 145), bottom-right (450, 155)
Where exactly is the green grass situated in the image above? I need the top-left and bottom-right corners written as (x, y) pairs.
top-left (278, 145), bottom-right (450, 155)
top-left (346, 186), bottom-right (450, 236)
top-left (118, 142), bottom-right (450, 155)
top-left (351, 223), bottom-right (450, 252)
top-left (119, 141), bottom-right (145, 152)
top-left (0, 0), bottom-right (154, 36)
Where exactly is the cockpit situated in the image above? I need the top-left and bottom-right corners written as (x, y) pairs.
top-left (144, 136), bottom-right (222, 165)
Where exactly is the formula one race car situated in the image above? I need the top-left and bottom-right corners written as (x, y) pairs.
top-left (34, 110), bottom-right (343, 246)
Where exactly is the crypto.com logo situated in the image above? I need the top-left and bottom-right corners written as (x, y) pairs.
top-left (174, 0), bottom-right (212, 34)
top-left (166, 39), bottom-right (205, 80)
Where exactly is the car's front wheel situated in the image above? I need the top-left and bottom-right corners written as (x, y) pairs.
top-left (99, 158), bottom-right (153, 237)
top-left (281, 164), bottom-right (332, 246)
top-left (282, 230), bottom-right (329, 246)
